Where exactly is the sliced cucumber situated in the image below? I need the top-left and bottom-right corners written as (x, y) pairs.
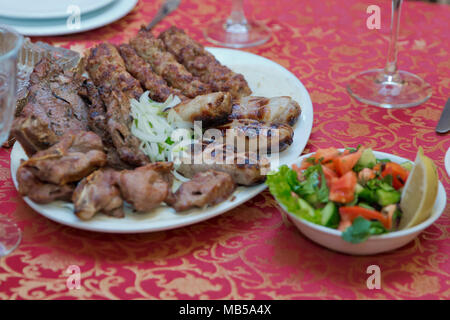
top-left (356, 148), bottom-right (377, 169)
top-left (304, 193), bottom-right (319, 207)
top-left (376, 189), bottom-right (401, 206)
top-left (355, 183), bottom-right (364, 194)
top-left (320, 202), bottom-right (339, 228)
top-left (298, 198), bottom-right (316, 218)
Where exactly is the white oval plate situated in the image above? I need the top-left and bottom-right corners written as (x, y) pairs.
top-left (0, 0), bottom-right (137, 36)
top-left (0, 0), bottom-right (115, 20)
top-left (10, 47), bottom-right (314, 234)
top-left (277, 151), bottom-right (447, 255)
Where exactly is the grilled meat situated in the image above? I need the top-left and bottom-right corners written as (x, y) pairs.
top-left (72, 162), bottom-right (174, 220)
top-left (77, 78), bottom-right (108, 138)
top-left (17, 165), bottom-right (75, 204)
top-left (18, 131), bottom-right (107, 186)
top-left (117, 162), bottom-right (173, 212)
top-left (130, 28), bottom-right (210, 98)
top-left (166, 170), bottom-right (235, 211)
top-left (229, 96), bottom-right (301, 126)
top-left (12, 116), bottom-right (60, 156)
top-left (86, 43), bottom-right (149, 167)
top-left (78, 78), bottom-right (135, 170)
top-left (176, 142), bottom-right (270, 185)
top-left (72, 169), bottom-right (124, 220)
top-left (159, 26), bottom-right (251, 99)
top-left (118, 44), bottom-right (187, 102)
top-left (172, 92), bottom-right (232, 128)
top-left (12, 57), bottom-right (89, 156)
top-left (215, 119), bottom-right (294, 153)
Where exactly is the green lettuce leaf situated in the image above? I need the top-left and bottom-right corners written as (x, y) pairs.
top-left (266, 165), bottom-right (321, 224)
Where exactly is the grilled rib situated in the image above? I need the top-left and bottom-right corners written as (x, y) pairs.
top-left (12, 57), bottom-right (89, 156)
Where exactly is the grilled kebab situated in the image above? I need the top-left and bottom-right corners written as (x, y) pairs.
top-left (130, 28), bottom-right (210, 98)
top-left (159, 26), bottom-right (251, 99)
top-left (86, 43), bottom-right (149, 167)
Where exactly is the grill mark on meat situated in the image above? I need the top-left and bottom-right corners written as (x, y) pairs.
top-left (118, 43), bottom-right (187, 102)
top-left (159, 26), bottom-right (251, 99)
top-left (172, 92), bottom-right (232, 128)
top-left (165, 169), bottom-right (236, 211)
top-left (19, 131), bottom-right (107, 186)
top-left (86, 43), bottom-right (149, 167)
top-left (11, 57), bottom-right (89, 156)
top-left (130, 28), bottom-right (211, 98)
top-left (229, 96), bottom-right (301, 126)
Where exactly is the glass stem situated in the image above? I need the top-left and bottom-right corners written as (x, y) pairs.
top-left (227, 0), bottom-right (247, 26)
top-left (384, 0), bottom-right (402, 76)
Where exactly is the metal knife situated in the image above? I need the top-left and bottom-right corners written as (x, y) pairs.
top-left (436, 98), bottom-right (450, 133)
top-left (145, 0), bottom-right (181, 31)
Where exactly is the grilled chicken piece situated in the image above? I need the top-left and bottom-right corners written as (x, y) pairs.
top-left (159, 26), bottom-right (251, 99)
top-left (117, 162), bottom-right (173, 212)
top-left (229, 96), bottom-right (301, 126)
top-left (176, 142), bottom-right (270, 185)
top-left (118, 44), bottom-right (187, 102)
top-left (17, 165), bottom-right (75, 204)
top-left (12, 57), bottom-right (89, 156)
top-left (215, 119), bottom-right (294, 153)
top-left (18, 131), bottom-right (107, 186)
top-left (12, 115), bottom-right (60, 156)
top-left (166, 170), bottom-right (236, 211)
top-left (130, 28), bottom-right (210, 98)
top-left (172, 92), bottom-right (232, 128)
top-left (72, 169), bottom-right (124, 220)
top-left (86, 43), bottom-right (149, 167)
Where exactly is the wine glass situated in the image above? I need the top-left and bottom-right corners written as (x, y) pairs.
top-left (347, 0), bottom-right (432, 108)
top-left (204, 0), bottom-right (271, 48)
top-left (0, 25), bottom-right (23, 257)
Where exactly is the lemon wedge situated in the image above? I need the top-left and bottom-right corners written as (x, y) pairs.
top-left (399, 147), bottom-right (439, 230)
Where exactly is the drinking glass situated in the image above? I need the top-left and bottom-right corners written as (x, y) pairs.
top-left (347, 0), bottom-right (432, 108)
top-left (204, 0), bottom-right (271, 48)
top-left (0, 25), bottom-right (23, 257)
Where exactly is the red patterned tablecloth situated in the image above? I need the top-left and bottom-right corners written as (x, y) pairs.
top-left (0, 0), bottom-right (449, 300)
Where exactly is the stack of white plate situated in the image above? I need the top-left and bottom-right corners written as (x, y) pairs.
top-left (0, 0), bottom-right (138, 36)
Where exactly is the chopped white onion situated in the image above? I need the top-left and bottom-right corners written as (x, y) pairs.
top-left (130, 92), bottom-right (193, 180)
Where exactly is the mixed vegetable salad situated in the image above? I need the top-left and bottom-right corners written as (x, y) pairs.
top-left (266, 146), bottom-right (413, 243)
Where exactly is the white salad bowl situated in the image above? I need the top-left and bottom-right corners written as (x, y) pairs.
top-left (277, 150), bottom-right (447, 255)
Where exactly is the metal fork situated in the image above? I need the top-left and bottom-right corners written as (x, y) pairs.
top-left (145, 0), bottom-right (181, 31)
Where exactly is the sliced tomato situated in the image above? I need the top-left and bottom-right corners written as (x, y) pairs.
top-left (321, 164), bottom-right (338, 187)
top-left (329, 171), bottom-right (357, 203)
top-left (381, 162), bottom-right (409, 189)
top-left (314, 147), bottom-right (340, 164)
top-left (338, 219), bottom-right (352, 232)
top-left (373, 163), bottom-right (382, 173)
top-left (333, 147), bottom-right (365, 176)
top-left (323, 161), bottom-right (336, 171)
top-left (339, 206), bottom-right (389, 229)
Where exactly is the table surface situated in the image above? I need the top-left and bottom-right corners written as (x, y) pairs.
top-left (0, 0), bottom-right (449, 300)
